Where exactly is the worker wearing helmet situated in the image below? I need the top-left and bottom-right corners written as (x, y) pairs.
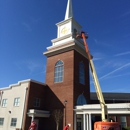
top-left (28, 121), bottom-right (37, 130)
top-left (63, 124), bottom-right (69, 130)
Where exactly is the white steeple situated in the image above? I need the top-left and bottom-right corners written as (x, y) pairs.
top-left (49, 0), bottom-right (82, 45)
top-left (44, 0), bottom-right (85, 57)
top-left (65, 0), bottom-right (74, 20)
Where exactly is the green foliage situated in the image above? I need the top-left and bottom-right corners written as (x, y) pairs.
top-left (123, 126), bottom-right (130, 130)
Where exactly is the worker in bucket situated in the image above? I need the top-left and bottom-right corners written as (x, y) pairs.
top-left (28, 121), bottom-right (37, 130)
top-left (63, 124), bottom-right (70, 130)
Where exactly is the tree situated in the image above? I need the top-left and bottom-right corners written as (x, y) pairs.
top-left (52, 109), bottom-right (63, 130)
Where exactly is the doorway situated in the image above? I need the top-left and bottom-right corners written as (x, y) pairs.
top-left (34, 119), bottom-right (39, 130)
top-left (77, 121), bottom-right (81, 130)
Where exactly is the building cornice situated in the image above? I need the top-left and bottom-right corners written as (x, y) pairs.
top-left (44, 38), bottom-right (88, 58)
top-left (51, 33), bottom-right (73, 43)
top-left (0, 79), bottom-right (47, 90)
top-left (56, 17), bottom-right (82, 29)
top-left (74, 103), bottom-right (130, 114)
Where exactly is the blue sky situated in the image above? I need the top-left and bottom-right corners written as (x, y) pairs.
top-left (0, 0), bottom-right (130, 92)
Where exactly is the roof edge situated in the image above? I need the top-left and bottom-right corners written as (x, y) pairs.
top-left (0, 79), bottom-right (47, 90)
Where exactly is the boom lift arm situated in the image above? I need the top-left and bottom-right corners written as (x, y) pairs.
top-left (76, 31), bottom-right (108, 122)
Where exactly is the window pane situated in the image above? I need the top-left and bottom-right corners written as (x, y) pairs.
top-left (0, 118), bottom-right (4, 126)
top-left (59, 66), bottom-right (63, 71)
top-left (55, 73), bottom-right (59, 77)
top-left (14, 98), bottom-right (20, 106)
top-left (77, 94), bottom-right (87, 105)
top-left (2, 99), bottom-right (7, 107)
top-left (55, 60), bottom-right (63, 66)
top-left (79, 62), bottom-right (85, 85)
top-left (120, 116), bottom-right (126, 128)
top-left (34, 98), bottom-right (40, 107)
top-left (59, 71), bottom-right (62, 77)
top-left (10, 118), bottom-right (17, 127)
top-left (59, 77), bottom-right (62, 82)
top-left (54, 77), bottom-right (57, 82)
top-left (61, 66), bottom-right (63, 71)
top-left (54, 60), bottom-right (64, 83)
top-left (54, 72), bottom-right (57, 77)
top-left (55, 67), bottom-right (58, 72)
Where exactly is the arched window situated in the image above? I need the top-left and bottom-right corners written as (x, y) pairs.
top-left (77, 94), bottom-right (87, 105)
top-left (79, 62), bottom-right (85, 85)
top-left (54, 60), bottom-right (64, 83)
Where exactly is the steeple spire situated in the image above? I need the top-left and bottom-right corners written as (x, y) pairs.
top-left (65, 0), bottom-right (74, 20)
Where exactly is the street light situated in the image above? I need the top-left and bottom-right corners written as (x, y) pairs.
top-left (0, 91), bottom-right (3, 106)
top-left (64, 100), bottom-right (67, 104)
top-left (64, 100), bottom-right (67, 126)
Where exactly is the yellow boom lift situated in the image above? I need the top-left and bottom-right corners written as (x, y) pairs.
top-left (76, 31), bottom-right (120, 130)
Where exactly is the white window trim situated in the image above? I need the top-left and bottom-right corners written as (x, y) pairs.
top-left (10, 118), bottom-right (17, 127)
top-left (14, 97), bottom-right (20, 107)
top-left (54, 60), bottom-right (64, 83)
top-left (0, 118), bottom-right (4, 126)
top-left (120, 116), bottom-right (127, 128)
top-left (2, 99), bottom-right (7, 107)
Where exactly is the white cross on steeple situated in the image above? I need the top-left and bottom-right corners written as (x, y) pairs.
top-left (65, 0), bottom-right (74, 20)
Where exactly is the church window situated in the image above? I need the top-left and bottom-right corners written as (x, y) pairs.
top-left (120, 116), bottom-right (126, 128)
top-left (79, 62), bottom-right (85, 85)
top-left (77, 94), bottom-right (87, 105)
top-left (34, 98), bottom-right (40, 107)
top-left (54, 60), bottom-right (64, 83)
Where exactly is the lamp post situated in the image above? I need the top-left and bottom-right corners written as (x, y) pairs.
top-left (0, 91), bottom-right (3, 106)
top-left (64, 100), bottom-right (67, 126)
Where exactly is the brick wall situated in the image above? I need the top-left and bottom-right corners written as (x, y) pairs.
top-left (24, 81), bottom-right (46, 130)
top-left (45, 49), bottom-right (90, 130)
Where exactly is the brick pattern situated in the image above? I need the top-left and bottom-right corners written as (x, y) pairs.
top-left (22, 47), bottom-right (130, 130)
top-left (45, 50), bottom-right (90, 130)
top-left (126, 116), bottom-right (130, 126)
top-left (24, 82), bottom-right (46, 130)
top-left (73, 50), bottom-right (90, 105)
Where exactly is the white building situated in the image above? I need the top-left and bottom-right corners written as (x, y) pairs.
top-left (0, 80), bottom-right (28, 130)
top-left (0, 0), bottom-right (130, 130)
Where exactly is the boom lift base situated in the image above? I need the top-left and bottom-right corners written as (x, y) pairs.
top-left (94, 122), bottom-right (120, 130)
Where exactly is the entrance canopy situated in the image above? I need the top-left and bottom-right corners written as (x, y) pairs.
top-left (74, 103), bottom-right (130, 130)
top-left (74, 103), bottom-right (130, 115)
top-left (27, 109), bottom-right (50, 118)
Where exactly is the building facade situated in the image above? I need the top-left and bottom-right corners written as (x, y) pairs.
top-left (0, 80), bottom-right (51, 130)
top-left (0, 80), bottom-right (130, 130)
top-left (0, 0), bottom-right (130, 130)
top-left (0, 80), bottom-right (29, 130)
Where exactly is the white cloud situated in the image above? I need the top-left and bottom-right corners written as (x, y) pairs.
top-left (22, 22), bottom-right (32, 31)
top-left (123, 33), bottom-right (130, 38)
top-left (26, 61), bottom-right (41, 74)
top-left (99, 62), bottom-right (130, 80)
top-left (120, 11), bottom-right (130, 17)
top-left (93, 57), bottom-right (103, 61)
top-left (114, 51), bottom-right (130, 57)
top-left (14, 59), bottom-right (43, 74)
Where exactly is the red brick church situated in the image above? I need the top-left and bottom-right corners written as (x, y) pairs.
top-left (0, 0), bottom-right (130, 130)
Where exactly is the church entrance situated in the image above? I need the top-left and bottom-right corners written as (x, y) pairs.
top-left (77, 122), bottom-right (82, 130)
top-left (76, 115), bottom-right (83, 130)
